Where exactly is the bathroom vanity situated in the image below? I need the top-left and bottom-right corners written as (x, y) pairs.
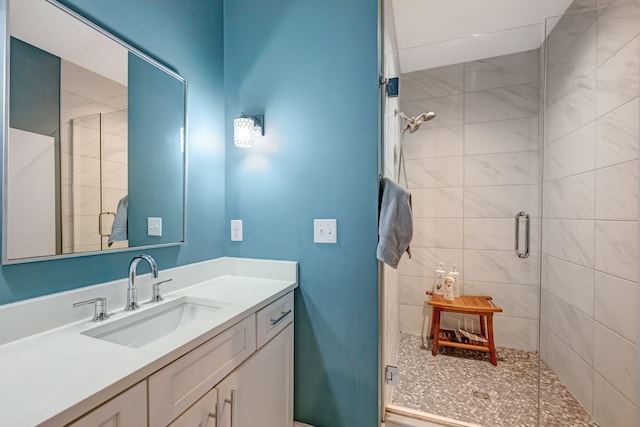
top-left (0, 257), bottom-right (297, 426)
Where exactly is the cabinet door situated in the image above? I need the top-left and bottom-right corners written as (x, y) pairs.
top-left (216, 324), bottom-right (293, 427)
top-left (68, 381), bottom-right (147, 427)
top-left (169, 387), bottom-right (218, 427)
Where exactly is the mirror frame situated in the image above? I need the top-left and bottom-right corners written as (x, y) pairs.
top-left (1, 0), bottom-right (189, 264)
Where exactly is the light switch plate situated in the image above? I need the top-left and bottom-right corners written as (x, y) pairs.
top-left (231, 219), bottom-right (243, 241)
top-left (314, 219), bottom-right (337, 244)
top-left (148, 217), bottom-right (162, 236)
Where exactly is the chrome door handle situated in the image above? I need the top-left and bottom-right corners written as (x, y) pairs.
top-left (208, 402), bottom-right (219, 427)
top-left (270, 309), bottom-right (292, 326)
top-left (224, 390), bottom-right (235, 427)
top-left (514, 211), bottom-right (530, 259)
top-left (98, 212), bottom-right (116, 237)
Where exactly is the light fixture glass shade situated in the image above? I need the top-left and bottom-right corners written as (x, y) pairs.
top-left (234, 116), bottom-right (256, 148)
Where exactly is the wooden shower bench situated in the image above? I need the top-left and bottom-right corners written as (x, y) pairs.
top-left (426, 292), bottom-right (502, 365)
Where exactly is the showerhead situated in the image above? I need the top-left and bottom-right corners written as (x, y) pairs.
top-left (396, 110), bottom-right (437, 134)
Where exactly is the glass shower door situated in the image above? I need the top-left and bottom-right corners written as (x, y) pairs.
top-left (61, 110), bottom-right (128, 253)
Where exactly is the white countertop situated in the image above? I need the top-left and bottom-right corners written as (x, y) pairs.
top-left (0, 257), bottom-right (297, 426)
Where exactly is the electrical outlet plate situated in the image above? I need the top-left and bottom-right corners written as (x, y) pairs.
top-left (148, 217), bottom-right (162, 236)
top-left (231, 219), bottom-right (243, 241)
top-left (314, 219), bottom-right (337, 244)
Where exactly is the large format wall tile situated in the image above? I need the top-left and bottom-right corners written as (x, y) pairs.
top-left (545, 329), bottom-right (594, 412)
top-left (464, 185), bottom-right (540, 218)
top-left (464, 117), bottom-right (539, 155)
top-left (546, 74), bottom-right (596, 144)
top-left (401, 64), bottom-right (464, 101)
top-left (411, 188), bottom-right (463, 218)
top-left (464, 218), bottom-right (539, 252)
top-left (593, 373), bottom-right (637, 427)
top-left (595, 160), bottom-right (638, 220)
top-left (400, 275), bottom-right (430, 306)
top-left (595, 220), bottom-right (638, 282)
top-left (464, 50), bottom-right (539, 92)
top-left (464, 250), bottom-right (540, 285)
top-left (546, 123), bottom-right (595, 180)
top-left (544, 219), bottom-right (595, 267)
top-left (546, 9), bottom-right (597, 69)
top-left (402, 125), bottom-right (463, 160)
top-left (546, 293), bottom-right (595, 364)
top-left (399, 247), bottom-right (463, 277)
top-left (465, 83), bottom-right (539, 123)
top-left (595, 98), bottom-right (639, 168)
top-left (594, 271), bottom-right (637, 343)
top-left (547, 22), bottom-right (596, 106)
top-left (545, 255), bottom-right (594, 315)
top-left (594, 323), bottom-right (637, 403)
top-left (404, 156), bottom-right (463, 188)
top-left (544, 172), bottom-right (595, 219)
top-left (465, 281), bottom-right (539, 319)
top-left (493, 316), bottom-right (539, 351)
top-left (596, 35), bottom-right (640, 117)
top-left (596, 0), bottom-right (640, 66)
top-left (412, 218), bottom-right (463, 249)
top-left (465, 151), bottom-right (539, 186)
top-left (401, 94), bottom-right (463, 128)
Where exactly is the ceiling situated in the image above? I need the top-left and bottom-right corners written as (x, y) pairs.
top-left (391, 0), bottom-right (575, 72)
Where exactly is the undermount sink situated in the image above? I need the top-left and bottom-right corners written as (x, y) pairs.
top-left (83, 297), bottom-right (227, 348)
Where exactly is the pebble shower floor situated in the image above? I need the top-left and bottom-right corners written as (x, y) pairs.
top-left (392, 333), bottom-right (597, 426)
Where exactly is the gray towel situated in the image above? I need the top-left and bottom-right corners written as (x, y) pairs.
top-left (108, 195), bottom-right (128, 247)
top-left (377, 177), bottom-right (413, 268)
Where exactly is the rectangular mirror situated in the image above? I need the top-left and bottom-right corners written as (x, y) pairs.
top-left (3, 0), bottom-right (187, 263)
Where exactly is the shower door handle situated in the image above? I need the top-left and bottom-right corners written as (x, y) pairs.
top-left (98, 212), bottom-right (116, 237)
top-left (514, 211), bottom-right (530, 259)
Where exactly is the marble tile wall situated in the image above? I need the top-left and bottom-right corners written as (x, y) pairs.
top-left (398, 49), bottom-right (542, 352)
top-left (542, 1), bottom-right (639, 424)
top-left (61, 111), bottom-right (128, 253)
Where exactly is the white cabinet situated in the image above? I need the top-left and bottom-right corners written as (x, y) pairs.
top-left (169, 388), bottom-right (218, 427)
top-left (149, 315), bottom-right (256, 426)
top-left (216, 323), bottom-right (294, 427)
top-left (68, 381), bottom-right (147, 427)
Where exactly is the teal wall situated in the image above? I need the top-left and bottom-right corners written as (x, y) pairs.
top-left (0, 0), bottom-right (225, 304)
top-left (223, 1), bottom-right (380, 426)
top-left (127, 52), bottom-right (186, 247)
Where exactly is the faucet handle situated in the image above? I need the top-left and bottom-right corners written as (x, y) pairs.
top-left (73, 297), bottom-right (110, 322)
top-left (151, 279), bottom-right (173, 303)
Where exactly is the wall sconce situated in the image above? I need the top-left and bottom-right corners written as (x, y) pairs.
top-left (234, 113), bottom-right (264, 148)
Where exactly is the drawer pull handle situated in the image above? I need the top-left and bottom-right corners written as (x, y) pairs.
top-left (224, 390), bottom-right (235, 427)
top-left (270, 309), bottom-right (292, 326)
top-left (208, 402), bottom-right (219, 427)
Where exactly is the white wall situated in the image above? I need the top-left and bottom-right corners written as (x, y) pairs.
top-left (541, 1), bottom-right (639, 425)
top-left (7, 128), bottom-right (56, 259)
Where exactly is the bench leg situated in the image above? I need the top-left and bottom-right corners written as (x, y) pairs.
top-left (479, 315), bottom-right (486, 339)
top-left (431, 308), bottom-right (441, 356)
top-left (487, 314), bottom-right (497, 366)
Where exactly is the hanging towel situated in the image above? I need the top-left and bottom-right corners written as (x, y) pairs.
top-left (377, 177), bottom-right (413, 268)
top-left (108, 195), bottom-right (128, 247)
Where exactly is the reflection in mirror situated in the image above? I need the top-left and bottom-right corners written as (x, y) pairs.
top-left (4, 0), bottom-right (187, 263)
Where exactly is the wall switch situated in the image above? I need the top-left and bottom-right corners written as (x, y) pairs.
top-left (314, 219), bottom-right (337, 244)
top-left (148, 217), bottom-right (162, 237)
top-left (231, 219), bottom-right (243, 241)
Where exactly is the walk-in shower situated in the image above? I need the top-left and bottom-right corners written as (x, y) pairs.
top-left (381, 0), bottom-right (639, 426)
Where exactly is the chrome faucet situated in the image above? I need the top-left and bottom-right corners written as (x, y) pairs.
top-left (125, 254), bottom-right (158, 311)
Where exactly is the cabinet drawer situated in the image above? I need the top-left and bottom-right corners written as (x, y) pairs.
top-left (256, 292), bottom-right (293, 349)
top-left (149, 315), bottom-right (256, 426)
